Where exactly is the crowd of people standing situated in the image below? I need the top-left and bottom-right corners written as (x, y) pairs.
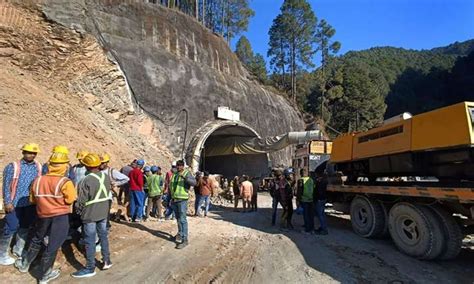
top-left (0, 143), bottom-right (196, 283)
top-left (1, 142), bottom-right (328, 283)
top-left (267, 168), bottom-right (329, 234)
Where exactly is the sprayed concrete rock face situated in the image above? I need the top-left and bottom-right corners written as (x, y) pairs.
top-left (41, 0), bottom-right (304, 169)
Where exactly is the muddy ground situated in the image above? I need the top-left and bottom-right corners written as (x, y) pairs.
top-left (1, 193), bottom-right (473, 283)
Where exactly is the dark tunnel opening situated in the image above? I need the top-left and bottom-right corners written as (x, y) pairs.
top-left (199, 125), bottom-right (269, 179)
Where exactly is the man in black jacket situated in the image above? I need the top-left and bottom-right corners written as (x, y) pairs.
top-left (314, 171), bottom-right (328, 235)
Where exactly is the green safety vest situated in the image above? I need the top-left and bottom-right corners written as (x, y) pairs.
top-left (301, 177), bottom-right (314, 203)
top-left (85, 173), bottom-right (111, 206)
top-left (170, 170), bottom-right (189, 200)
top-left (147, 174), bottom-right (164, 197)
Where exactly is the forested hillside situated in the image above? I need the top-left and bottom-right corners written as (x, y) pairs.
top-left (304, 39), bottom-right (474, 133)
top-left (341, 40), bottom-right (474, 117)
top-left (231, 0), bottom-right (473, 134)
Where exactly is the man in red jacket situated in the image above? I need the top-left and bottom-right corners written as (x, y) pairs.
top-left (128, 159), bottom-right (145, 222)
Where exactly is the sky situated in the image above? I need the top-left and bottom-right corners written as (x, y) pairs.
top-left (231, 0), bottom-right (474, 69)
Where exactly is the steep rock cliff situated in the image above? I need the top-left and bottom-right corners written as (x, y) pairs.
top-left (41, 0), bottom-right (304, 166)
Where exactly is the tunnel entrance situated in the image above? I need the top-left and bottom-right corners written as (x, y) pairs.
top-left (186, 121), bottom-right (269, 179)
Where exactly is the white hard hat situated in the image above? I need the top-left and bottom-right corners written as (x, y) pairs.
top-left (172, 161), bottom-right (177, 167)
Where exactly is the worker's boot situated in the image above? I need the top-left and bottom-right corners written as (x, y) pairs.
top-left (38, 252), bottom-right (60, 284)
top-left (171, 234), bottom-right (182, 243)
top-left (15, 241), bottom-right (41, 273)
top-left (0, 235), bottom-right (15, 265)
top-left (12, 228), bottom-right (28, 258)
top-left (176, 239), bottom-right (188, 249)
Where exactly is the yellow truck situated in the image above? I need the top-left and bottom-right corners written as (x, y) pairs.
top-left (323, 102), bottom-right (474, 260)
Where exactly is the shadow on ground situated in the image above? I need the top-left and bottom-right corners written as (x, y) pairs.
top-left (209, 196), bottom-right (474, 283)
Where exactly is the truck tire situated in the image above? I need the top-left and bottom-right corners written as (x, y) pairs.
top-left (377, 200), bottom-right (389, 238)
top-left (388, 203), bottom-right (444, 259)
top-left (428, 205), bottom-right (463, 260)
top-left (350, 196), bottom-right (386, 238)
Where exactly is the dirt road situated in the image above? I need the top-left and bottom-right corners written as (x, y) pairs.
top-left (1, 193), bottom-right (473, 283)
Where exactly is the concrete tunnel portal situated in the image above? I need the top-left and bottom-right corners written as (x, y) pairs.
top-left (186, 121), bottom-right (269, 179)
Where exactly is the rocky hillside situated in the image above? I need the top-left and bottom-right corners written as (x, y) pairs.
top-left (40, 0), bottom-right (304, 166)
top-left (0, 2), bottom-right (173, 175)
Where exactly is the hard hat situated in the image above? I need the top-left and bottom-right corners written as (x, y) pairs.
top-left (49, 152), bottom-right (69, 164)
top-left (171, 161), bottom-right (177, 167)
top-left (137, 159), bottom-right (145, 166)
top-left (81, 153), bottom-right (102, 168)
top-left (22, 143), bottom-right (40, 153)
top-left (100, 153), bottom-right (111, 163)
top-left (76, 150), bottom-right (89, 160)
top-left (283, 168), bottom-right (292, 176)
top-left (143, 166), bottom-right (151, 172)
top-left (150, 166), bottom-right (159, 173)
top-left (52, 145), bottom-right (69, 155)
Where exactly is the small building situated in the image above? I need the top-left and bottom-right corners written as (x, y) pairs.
top-left (293, 140), bottom-right (332, 175)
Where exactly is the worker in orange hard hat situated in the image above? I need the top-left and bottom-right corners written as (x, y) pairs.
top-left (42, 145), bottom-right (75, 179)
top-left (15, 152), bottom-right (76, 282)
top-left (1, 143), bottom-right (42, 266)
top-left (72, 150), bottom-right (89, 186)
top-left (72, 153), bottom-right (113, 278)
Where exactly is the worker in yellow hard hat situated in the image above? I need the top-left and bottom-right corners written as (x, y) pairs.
top-left (42, 145), bottom-right (73, 178)
top-left (71, 150), bottom-right (89, 186)
top-left (72, 153), bottom-right (113, 277)
top-left (52, 145), bottom-right (69, 155)
top-left (0, 143), bottom-right (42, 266)
top-left (99, 153), bottom-right (129, 222)
top-left (99, 153), bottom-right (129, 190)
top-left (15, 151), bottom-right (76, 282)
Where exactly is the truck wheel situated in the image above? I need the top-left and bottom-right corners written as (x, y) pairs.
top-left (377, 200), bottom-right (389, 238)
top-left (388, 203), bottom-right (444, 259)
top-left (428, 206), bottom-right (463, 260)
top-left (350, 196), bottom-right (386, 238)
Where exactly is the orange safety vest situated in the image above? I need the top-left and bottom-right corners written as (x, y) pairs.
top-left (10, 160), bottom-right (42, 203)
top-left (32, 175), bottom-right (72, 218)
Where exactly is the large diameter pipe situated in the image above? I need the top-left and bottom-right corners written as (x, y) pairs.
top-left (287, 130), bottom-right (321, 144)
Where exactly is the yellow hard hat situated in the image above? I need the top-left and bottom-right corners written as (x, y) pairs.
top-left (49, 152), bottom-right (70, 164)
top-left (100, 153), bottom-right (111, 163)
top-left (81, 153), bottom-right (102, 168)
top-left (52, 145), bottom-right (69, 155)
top-left (76, 150), bottom-right (89, 160)
top-left (22, 143), bottom-right (40, 153)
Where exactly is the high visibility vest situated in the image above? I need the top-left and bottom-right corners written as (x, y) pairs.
top-left (301, 177), bottom-right (314, 203)
top-left (10, 160), bottom-right (42, 203)
top-left (148, 174), bottom-right (164, 197)
top-left (33, 175), bottom-right (71, 218)
top-left (170, 170), bottom-right (189, 200)
top-left (85, 173), bottom-right (111, 206)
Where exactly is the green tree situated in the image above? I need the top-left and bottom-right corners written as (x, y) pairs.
top-left (331, 62), bottom-right (386, 132)
top-left (268, 14), bottom-right (289, 90)
top-left (315, 19), bottom-right (341, 68)
top-left (235, 37), bottom-right (268, 83)
top-left (268, 0), bottom-right (317, 103)
top-left (235, 36), bottom-right (253, 65)
top-left (248, 53), bottom-right (268, 83)
top-left (224, 0), bottom-right (255, 44)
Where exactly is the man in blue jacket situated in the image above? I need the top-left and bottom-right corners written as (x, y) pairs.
top-left (1, 143), bottom-right (42, 265)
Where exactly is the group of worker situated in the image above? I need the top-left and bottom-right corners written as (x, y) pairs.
top-left (269, 168), bottom-right (328, 234)
top-left (231, 175), bottom-right (258, 213)
top-left (0, 143), bottom-right (196, 284)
